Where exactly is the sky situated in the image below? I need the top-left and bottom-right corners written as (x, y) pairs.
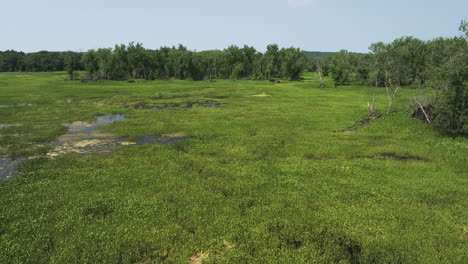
top-left (0, 0), bottom-right (466, 53)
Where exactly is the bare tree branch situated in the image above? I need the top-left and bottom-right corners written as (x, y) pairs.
top-left (417, 101), bottom-right (432, 123)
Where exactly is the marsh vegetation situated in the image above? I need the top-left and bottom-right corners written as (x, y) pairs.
top-left (0, 20), bottom-right (466, 263)
top-left (0, 71), bottom-right (466, 263)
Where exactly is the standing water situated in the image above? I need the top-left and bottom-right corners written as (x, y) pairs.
top-left (1, 114), bottom-right (191, 179)
top-left (0, 157), bottom-right (24, 180)
top-left (47, 114), bottom-right (130, 156)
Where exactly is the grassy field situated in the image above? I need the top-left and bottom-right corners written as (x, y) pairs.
top-left (0, 72), bottom-right (467, 263)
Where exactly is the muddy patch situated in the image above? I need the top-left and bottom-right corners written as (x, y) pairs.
top-left (252, 93), bottom-right (272, 97)
top-left (354, 152), bottom-right (425, 161)
top-left (47, 115), bottom-right (191, 156)
top-left (2, 115), bottom-right (191, 179)
top-left (201, 101), bottom-right (222, 108)
top-left (380, 152), bottom-right (425, 161)
top-left (134, 135), bottom-right (190, 145)
top-left (46, 114), bottom-right (130, 157)
top-left (126, 100), bottom-right (222, 111)
top-left (0, 157), bottom-right (25, 180)
top-left (189, 252), bottom-right (208, 264)
top-left (162, 132), bottom-right (188, 138)
top-left (46, 115), bottom-right (191, 156)
top-left (223, 241), bottom-right (233, 249)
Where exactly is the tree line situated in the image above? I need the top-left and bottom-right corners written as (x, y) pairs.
top-left (321, 20), bottom-right (467, 134)
top-left (1, 23), bottom-right (465, 133)
top-left (0, 50), bottom-right (74, 72)
top-left (0, 44), bottom-right (306, 81)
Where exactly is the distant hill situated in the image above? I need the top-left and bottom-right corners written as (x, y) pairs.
top-left (304, 51), bottom-right (367, 57)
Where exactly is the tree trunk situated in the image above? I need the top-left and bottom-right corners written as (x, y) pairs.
top-left (317, 66), bottom-right (325, 88)
top-left (417, 101), bottom-right (432, 123)
top-left (386, 83), bottom-right (400, 115)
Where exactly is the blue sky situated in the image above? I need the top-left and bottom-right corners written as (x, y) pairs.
top-left (1, 0), bottom-right (466, 53)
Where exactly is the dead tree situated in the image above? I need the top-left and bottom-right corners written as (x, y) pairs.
top-left (317, 65), bottom-right (326, 89)
top-left (417, 101), bottom-right (432, 123)
top-left (384, 70), bottom-right (401, 115)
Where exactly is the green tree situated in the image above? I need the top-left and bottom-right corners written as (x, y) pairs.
top-left (264, 44), bottom-right (281, 80)
top-left (279, 47), bottom-right (306, 81)
top-left (64, 51), bottom-right (81, 80)
top-left (459, 19), bottom-right (468, 38)
top-left (426, 36), bottom-right (467, 133)
top-left (224, 45), bottom-right (243, 79)
top-left (330, 50), bottom-right (355, 86)
top-left (127, 42), bottom-right (151, 79)
top-left (81, 50), bottom-right (99, 79)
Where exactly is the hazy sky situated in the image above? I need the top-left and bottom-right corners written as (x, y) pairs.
top-left (1, 0), bottom-right (466, 53)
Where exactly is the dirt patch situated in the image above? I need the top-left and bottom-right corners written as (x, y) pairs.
top-left (380, 152), bottom-right (425, 161)
top-left (354, 152), bottom-right (425, 161)
top-left (252, 93), bottom-right (272, 97)
top-left (120, 141), bottom-right (136, 146)
top-left (162, 132), bottom-right (188, 138)
top-left (126, 100), bottom-right (221, 111)
top-left (223, 241), bottom-right (233, 249)
top-left (73, 139), bottom-right (112, 148)
top-left (189, 252), bottom-right (208, 264)
top-left (212, 241), bottom-right (234, 259)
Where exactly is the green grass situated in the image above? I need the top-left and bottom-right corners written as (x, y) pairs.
top-left (0, 72), bottom-right (467, 263)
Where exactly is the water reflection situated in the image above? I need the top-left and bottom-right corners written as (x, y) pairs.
top-left (1, 114), bottom-right (191, 179)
